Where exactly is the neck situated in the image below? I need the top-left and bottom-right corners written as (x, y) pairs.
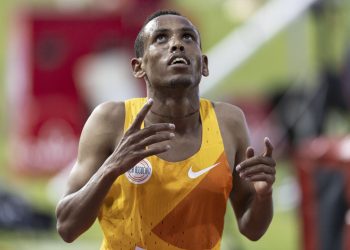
top-left (145, 87), bottom-right (201, 133)
top-left (150, 108), bottom-right (199, 119)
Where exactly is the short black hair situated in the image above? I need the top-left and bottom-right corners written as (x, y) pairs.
top-left (134, 10), bottom-right (189, 58)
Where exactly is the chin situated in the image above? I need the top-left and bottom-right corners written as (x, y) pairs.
top-left (168, 77), bottom-right (193, 89)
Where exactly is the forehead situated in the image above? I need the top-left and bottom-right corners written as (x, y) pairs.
top-left (143, 15), bottom-right (199, 37)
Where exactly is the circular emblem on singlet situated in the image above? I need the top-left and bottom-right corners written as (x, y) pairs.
top-left (126, 159), bottom-right (152, 184)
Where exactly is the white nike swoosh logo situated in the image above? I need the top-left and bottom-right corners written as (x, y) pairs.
top-left (188, 163), bottom-right (220, 179)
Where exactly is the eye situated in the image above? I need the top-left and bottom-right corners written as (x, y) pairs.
top-left (155, 34), bottom-right (167, 43)
top-left (183, 33), bottom-right (194, 41)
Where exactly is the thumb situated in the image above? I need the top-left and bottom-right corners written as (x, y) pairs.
top-left (246, 147), bottom-right (255, 159)
top-left (263, 137), bottom-right (274, 157)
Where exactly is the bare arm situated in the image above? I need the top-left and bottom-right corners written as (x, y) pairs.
top-left (215, 102), bottom-right (276, 241)
top-left (56, 99), bottom-right (175, 242)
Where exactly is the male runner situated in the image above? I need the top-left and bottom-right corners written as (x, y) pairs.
top-left (56, 10), bottom-right (276, 250)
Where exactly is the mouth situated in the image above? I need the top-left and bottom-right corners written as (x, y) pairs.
top-left (168, 55), bottom-right (190, 66)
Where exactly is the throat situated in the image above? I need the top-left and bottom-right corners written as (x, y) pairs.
top-left (150, 109), bottom-right (199, 119)
top-left (144, 93), bottom-right (201, 134)
top-left (146, 108), bottom-right (201, 134)
top-left (154, 124), bottom-right (203, 162)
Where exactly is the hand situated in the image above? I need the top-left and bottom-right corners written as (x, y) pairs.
top-left (105, 98), bottom-right (175, 175)
top-left (236, 137), bottom-right (276, 198)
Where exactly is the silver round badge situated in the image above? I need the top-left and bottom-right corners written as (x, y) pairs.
top-left (125, 159), bottom-right (152, 184)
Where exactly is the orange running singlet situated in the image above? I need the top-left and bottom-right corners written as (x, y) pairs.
top-left (98, 98), bottom-right (233, 250)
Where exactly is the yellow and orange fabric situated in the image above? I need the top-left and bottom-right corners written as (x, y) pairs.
top-left (98, 98), bottom-right (233, 250)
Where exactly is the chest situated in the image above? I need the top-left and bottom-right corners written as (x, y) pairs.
top-left (112, 151), bottom-right (233, 215)
top-left (152, 127), bottom-right (202, 162)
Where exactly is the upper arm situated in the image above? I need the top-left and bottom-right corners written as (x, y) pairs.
top-left (63, 101), bottom-right (125, 196)
top-left (214, 102), bottom-right (255, 219)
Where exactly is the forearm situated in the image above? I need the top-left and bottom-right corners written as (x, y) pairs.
top-left (56, 165), bottom-right (120, 242)
top-left (238, 192), bottom-right (273, 241)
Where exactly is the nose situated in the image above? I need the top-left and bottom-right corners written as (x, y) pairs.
top-left (170, 39), bottom-right (184, 53)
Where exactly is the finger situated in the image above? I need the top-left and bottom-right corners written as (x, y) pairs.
top-left (128, 98), bottom-right (154, 131)
top-left (135, 132), bottom-right (175, 149)
top-left (236, 156), bottom-right (276, 171)
top-left (236, 147), bottom-right (254, 171)
top-left (139, 123), bottom-right (175, 137)
top-left (263, 137), bottom-right (274, 158)
top-left (239, 165), bottom-right (276, 178)
top-left (136, 145), bottom-right (171, 159)
top-left (127, 123), bottom-right (175, 144)
top-left (243, 173), bottom-right (275, 184)
top-left (246, 147), bottom-right (254, 159)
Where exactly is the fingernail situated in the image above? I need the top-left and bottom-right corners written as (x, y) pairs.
top-left (169, 123), bottom-right (175, 129)
top-left (166, 145), bottom-right (171, 150)
top-left (236, 164), bottom-right (241, 171)
top-left (169, 133), bottom-right (175, 138)
top-left (147, 98), bottom-right (153, 104)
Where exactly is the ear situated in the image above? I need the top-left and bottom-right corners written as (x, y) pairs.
top-left (202, 55), bottom-right (209, 77)
top-left (131, 58), bottom-right (146, 78)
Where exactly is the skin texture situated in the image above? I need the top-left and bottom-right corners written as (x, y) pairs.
top-left (56, 14), bottom-right (276, 243)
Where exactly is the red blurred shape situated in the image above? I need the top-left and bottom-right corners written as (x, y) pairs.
top-left (8, 3), bottom-right (163, 176)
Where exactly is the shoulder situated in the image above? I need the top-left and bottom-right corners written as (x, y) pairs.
top-left (91, 101), bottom-right (125, 120)
top-left (211, 101), bottom-right (250, 163)
top-left (87, 101), bottom-right (125, 128)
top-left (81, 101), bottom-right (126, 146)
top-left (212, 101), bottom-right (247, 128)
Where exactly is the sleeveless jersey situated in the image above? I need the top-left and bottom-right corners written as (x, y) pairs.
top-left (98, 98), bottom-right (233, 250)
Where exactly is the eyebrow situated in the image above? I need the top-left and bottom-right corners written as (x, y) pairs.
top-left (152, 27), bottom-right (198, 35)
top-left (149, 26), bottom-right (201, 46)
top-left (180, 27), bottom-right (200, 43)
top-left (152, 28), bottom-right (170, 35)
top-left (180, 27), bottom-right (198, 34)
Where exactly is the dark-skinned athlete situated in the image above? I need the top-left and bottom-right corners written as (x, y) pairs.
top-left (56, 10), bottom-right (276, 250)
